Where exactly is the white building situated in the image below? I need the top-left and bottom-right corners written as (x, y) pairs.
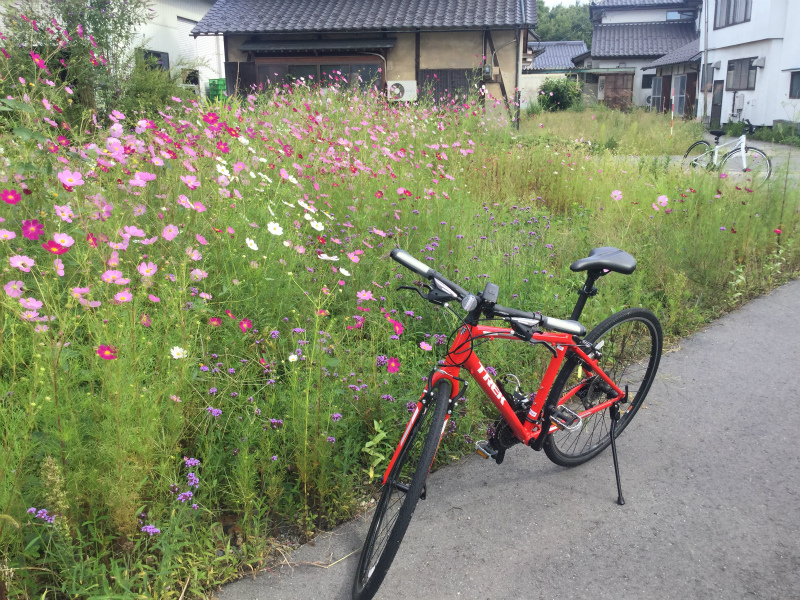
top-left (697, 0), bottom-right (800, 128)
top-left (586, 0), bottom-right (700, 109)
top-left (135, 0), bottom-right (224, 96)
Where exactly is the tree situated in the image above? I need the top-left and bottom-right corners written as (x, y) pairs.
top-left (535, 1), bottom-right (593, 50)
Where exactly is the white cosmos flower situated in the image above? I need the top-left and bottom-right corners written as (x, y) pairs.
top-left (268, 222), bottom-right (283, 236)
top-left (238, 136), bottom-right (249, 145)
top-left (318, 253), bottom-right (338, 261)
top-left (339, 267), bottom-right (351, 276)
top-left (288, 354), bottom-right (298, 363)
top-left (246, 237), bottom-right (258, 250)
top-left (170, 346), bottom-right (187, 359)
top-left (303, 212), bottom-right (312, 221)
top-left (283, 239), bottom-right (292, 247)
top-left (310, 220), bottom-right (324, 232)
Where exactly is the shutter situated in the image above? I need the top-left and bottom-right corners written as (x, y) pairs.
top-left (177, 17), bottom-right (196, 63)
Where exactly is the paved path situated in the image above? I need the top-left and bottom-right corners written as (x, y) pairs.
top-left (216, 279), bottom-right (800, 600)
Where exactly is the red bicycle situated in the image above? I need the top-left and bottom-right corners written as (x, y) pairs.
top-left (352, 247), bottom-right (663, 600)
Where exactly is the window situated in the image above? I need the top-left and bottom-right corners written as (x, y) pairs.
top-left (791, 72), bottom-right (800, 99)
top-left (584, 73), bottom-right (599, 84)
top-left (726, 58), bottom-right (757, 90)
top-left (701, 62), bottom-right (714, 93)
top-left (641, 74), bottom-right (654, 89)
top-left (143, 50), bottom-right (169, 71)
top-left (667, 10), bottom-right (695, 20)
top-left (650, 77), bottom-right (663, 112)
top-left (715, 0), bottom-right (752, 28)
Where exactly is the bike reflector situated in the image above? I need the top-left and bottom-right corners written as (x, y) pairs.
top-left (390, 248), bottom-right (434, 279)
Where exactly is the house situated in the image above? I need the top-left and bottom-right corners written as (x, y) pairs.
top-left (519, 41), bottom-right (588, 104)
top-left (696, 0), bottom-right (800, 128)
top-left (586, 0), bottom-right (700, 109)
top-left (135, 0), bottom-right (225, 96)
top-left (190, 0), bottom-right (537, 118)
top-left (642, 38), bottom-right (701, 117)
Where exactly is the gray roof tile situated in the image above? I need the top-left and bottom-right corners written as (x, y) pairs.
top-left (525, 40), bottom-right (588, 70)
top-left (592, 21), bottom-right (697, 58)
top-left (192, 0), bottom-right (537, 35)
top-left (643, 38), bottom-right (700, 68)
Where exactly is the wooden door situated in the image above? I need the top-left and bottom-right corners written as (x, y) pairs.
top-left (685, 72), bottom-right (697, 119)
top-left (604, 73), bottom-right (634, 109)
top-left (660, 74), bottom-right (672, 114)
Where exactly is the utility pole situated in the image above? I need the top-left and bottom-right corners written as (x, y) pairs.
top-left (702, 0), bottom-right (709, 123)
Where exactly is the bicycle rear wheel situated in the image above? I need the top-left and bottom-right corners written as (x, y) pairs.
top-left (544, 308), bottom-right (662, 468)
top-left (682, 140), bottom-right (712, 171)
top-left (352, 380), bottom-right (451, 600)
top-left (720, 146), bottom-right (771, 187)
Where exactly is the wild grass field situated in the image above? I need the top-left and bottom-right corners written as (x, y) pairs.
top-left (1, 73), bottom-right (799, 597)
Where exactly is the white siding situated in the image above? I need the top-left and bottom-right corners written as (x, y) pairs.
top-left (600, 8), bottom-right (670, 23)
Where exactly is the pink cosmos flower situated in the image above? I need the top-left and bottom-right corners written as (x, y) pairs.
top-left (209, 317), bottom-right (222, 326)
top-left (177, 195), bottom-right (192, 209)
top-left (239, 318), bottom-right (252, 333)
top-left (101, 270), bottom-right (123, 283)
top-left (57, 169), bottom-right (84, 188)
top-left (114, 289), bottom-right (132, 303)
top-left (162, 224), bottom-right (179, 241)
top-left (357, 289), bottom-right (374, 301)
top-left (97, 345), bottom-right (118, 360)
top-left (420, 342), bottom-right (432, 351)
top-left (657, 195), bottom-right (669, 207)
top-left (652, 203), bottom-right (660, 212)
top-left (388, 318), bottom-right (404, 336)
top-left (180, 175), bottom-right (200, 190)
top-left (611, 190), bottom-right (623, 201)
top-left (54, 258), bottom-right (64, 276)
top-left (54, 204), bottom-right (74, 223)
top-left (108, 250), bottom-right (120, 267)
top-left (1, 188), bottom-right (20, 205)
top-left (190, 269), bottom-right (207, 281)
top-left (10, 255), bottom-right (35, 272)
top-left (196, 234), bottom-right (208, 246)
top-left (19, 297), bottom-right (43, 310)
top-left (774, 229), bottom-right (782, 234)
top-left (149, 294), bottom-right (160, 302)
top-left (124, 225), bottom-right (145, 237)
top-left (137, 261), bottom-right (158, 276)
top-left (21, 220), bottom-right (44, 240)
top-left (53, 233), bottom-right (74, 247)
top-left (4, 280), bottom-right (24, 298)
top-left (71, 287), bottom-right (90, 298)
top-left (233, 162), bottom-right (246, 173)
top-left (0, 229), bottom-right (16, 241)
top-left (193, 201), bottom-right (206, 212)
top-left (20, 310), bottom-right (40, 321)
top-left (387, 357), bottom-right (401, 374)
top-left (187, 248), bottom-right (202, 261)
top-left (347, 252), bottom-right (360, 263)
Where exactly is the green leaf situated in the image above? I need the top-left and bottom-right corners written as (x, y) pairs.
top-left (1, 98), bottom-right (34, 113)
top-left (324, 358), bottom-right (339, 368)
top-left (13, 126), bottom-right (32, 140)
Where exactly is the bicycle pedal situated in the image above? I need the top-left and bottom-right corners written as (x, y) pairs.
top-left (475, 440), bottom-right (498, 460)
top-left (550, 407), bottom-right (583, 432)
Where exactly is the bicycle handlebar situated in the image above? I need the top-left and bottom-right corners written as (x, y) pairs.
top-left (744, 119), bottom-right (756, 135)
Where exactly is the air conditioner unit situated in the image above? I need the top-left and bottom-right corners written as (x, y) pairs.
top-left (387, 80), bottom-right (417, 102)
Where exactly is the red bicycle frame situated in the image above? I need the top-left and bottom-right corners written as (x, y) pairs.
top-left (382, 322), bottom-right (627, 484)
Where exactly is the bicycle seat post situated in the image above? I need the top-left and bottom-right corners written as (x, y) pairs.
top-left (569, 270), bottom-right (600, 322)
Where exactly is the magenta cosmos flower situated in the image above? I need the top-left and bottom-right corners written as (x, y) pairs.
top-left (209, 317), bottom-right (222, 327)
top-left (97, 345), bottom-right (118, 360)
top-left (42, 240), bottom-right (69, 255)
top-left (21, 220), bottom-right (45, 240)
top-left (239, 318), bottom-right (252, 333)
top-left (1, 188), bottom-right (21, 205)
top-left (387, 357), bottom-right (401, 374)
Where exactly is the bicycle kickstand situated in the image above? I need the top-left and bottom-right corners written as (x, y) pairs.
top-left (609, 401), bottom-right (625, 506)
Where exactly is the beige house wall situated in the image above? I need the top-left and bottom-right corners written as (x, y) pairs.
top-left (419, 31), bottom-right (482, 69)
top-left (226, 35), bottom-right (249, 62)
top-left (490, 28), bottom-right (519, 96)
top-left (386, 33), bottom-right (415, 80)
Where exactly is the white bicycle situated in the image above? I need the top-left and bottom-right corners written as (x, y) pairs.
top-left (683, 119), bottom-right (771, 186)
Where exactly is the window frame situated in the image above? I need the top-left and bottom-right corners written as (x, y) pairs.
top-left (143, 50), bottom-right (170, 71)
top-left (641, 74), bottom-right (654, 89)
top-left (714, 0), bottom-right (752, 29)
top-left (790, 72), bottom-right (800, 100)
top-left (725, 57), bottom-right (757, 91)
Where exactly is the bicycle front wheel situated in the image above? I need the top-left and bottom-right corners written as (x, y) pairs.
top-left (544, 308), bottom-right (662, 467)
top-left (352, 379), bottom-right (451, 600)
top-left (682, 140), bottom-right (712, 171)
top-left (720, 146), bottom-right (771, 186)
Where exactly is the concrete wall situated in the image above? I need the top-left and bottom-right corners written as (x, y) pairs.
top-left (519, 72), bottom-right (565, 107)
top-left (136, 0), bottom-right (224, 94)
top-left (600, 8), bottom-right (671, 23)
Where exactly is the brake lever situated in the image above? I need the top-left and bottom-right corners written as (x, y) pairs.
top-left (396, 285), bottom-right (429, 300)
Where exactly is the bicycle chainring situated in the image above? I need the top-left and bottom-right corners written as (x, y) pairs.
top-left (491, 409), bottom-right (528, 450)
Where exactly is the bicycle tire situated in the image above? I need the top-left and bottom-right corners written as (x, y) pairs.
top-left (720, 146), bottom-right (771, 186)
top-left (352, 379), bottom-right (451, 600)
top-left (544, 308), bottom-right (662, 468)
top-left (682, 140), bottom-right (712, 170)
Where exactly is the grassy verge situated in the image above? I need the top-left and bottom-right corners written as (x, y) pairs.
top-left (0, 81), bottom-right (798, 598)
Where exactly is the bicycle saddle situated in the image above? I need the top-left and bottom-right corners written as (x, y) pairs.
top-left (570, 247), bottom-right (636, 275)
top-left (709, 129), bottom-right (725, 137)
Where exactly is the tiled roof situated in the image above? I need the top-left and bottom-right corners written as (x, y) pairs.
top-left (192, 0), bottom-right (537, 35)
top-left (592, 21), bottom-right (697, 58)
top-left (591, 0), bottom-right (688, 6)
top-left (643, 38), bottom-right (700, 69)
top-left (524, 40), bottom-right (588, 71)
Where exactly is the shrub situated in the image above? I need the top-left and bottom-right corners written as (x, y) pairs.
top-left (537, 76), bottom-right (582, 111)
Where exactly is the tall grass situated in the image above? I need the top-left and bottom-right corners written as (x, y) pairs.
top-left (0, 75), bottom-right (798, 598)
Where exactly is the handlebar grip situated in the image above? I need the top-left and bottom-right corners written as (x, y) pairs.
top-left (541, 316), bottom-right (587, 337)
top-left (390, 248), bottom-right (434, 279)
